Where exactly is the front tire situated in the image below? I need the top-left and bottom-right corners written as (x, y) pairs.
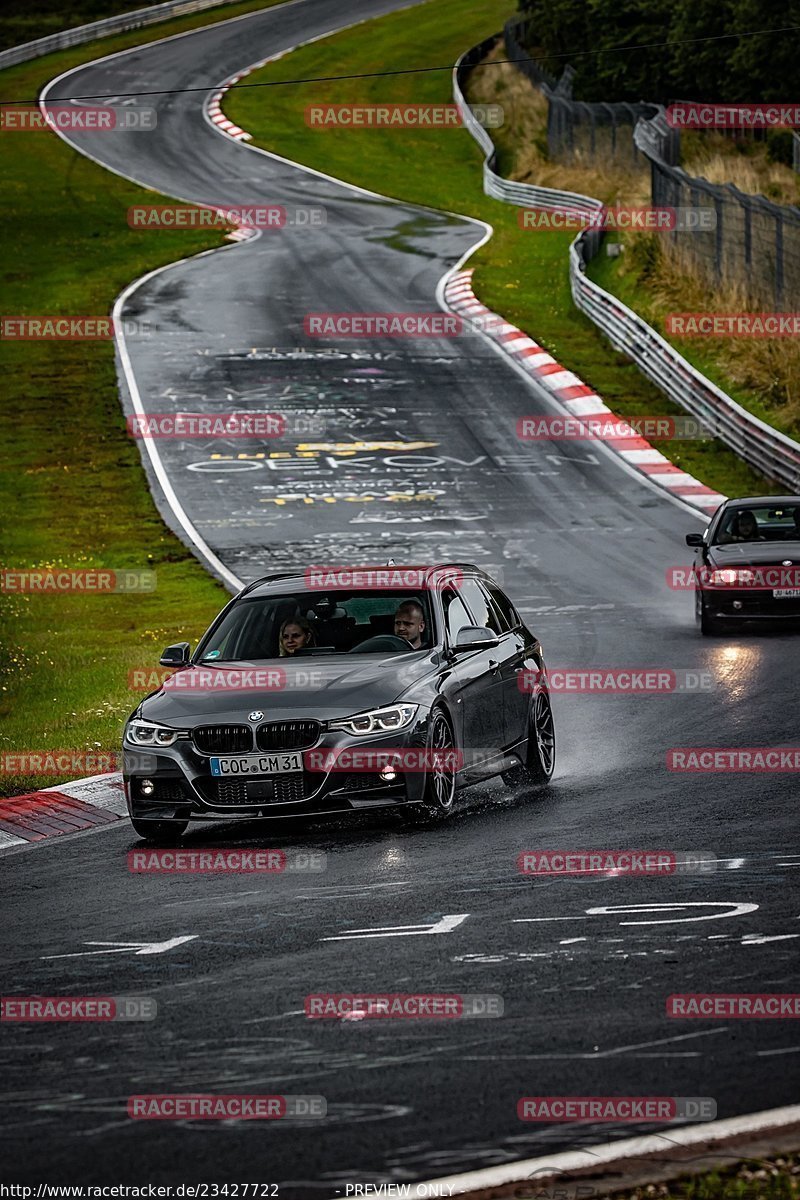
top-left (399, 708), bottom-right (457, 826)
top-left (502, 688), bottom-right (556, 787)
top-left (130, 818), bottom-right (188, 843)
top-left (697, 592), bottom-right (723, 636)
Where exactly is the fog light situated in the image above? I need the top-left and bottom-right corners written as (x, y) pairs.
top-left (380, 763), bottom-right (398, 782)
top-left (140, 778), bottom-right (155, 797)
top-left (732, 601), bottom-right (743, 610)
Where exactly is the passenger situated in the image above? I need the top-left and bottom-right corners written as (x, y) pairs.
top-left (279, 617), bottom-right (316, 657)
top-left (729, 509), bottom-right (762, 542)
top-left (394, 600), bottom-right (426, 649)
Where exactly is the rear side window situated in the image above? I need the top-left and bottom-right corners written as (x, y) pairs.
top-left (456, 578), bottom-right (504, 635)
top-left (483, 582), bottom-right (520, 631)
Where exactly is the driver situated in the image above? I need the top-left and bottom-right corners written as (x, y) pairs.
top-left (279, 616), bottom-right (316, 657)
top-left (394, 600), bottom-right (426, 649)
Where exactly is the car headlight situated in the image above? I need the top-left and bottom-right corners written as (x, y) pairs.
top-left (125, 720), bottom-right (181, 747)
top-left (708, 569), bottom-right (738, 586)
top-left (708, 568), bottom-right (753, 587)
top-left (328, 704), bottom-right (419, 737)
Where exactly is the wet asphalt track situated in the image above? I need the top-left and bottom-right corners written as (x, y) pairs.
top-left (4, 0), bottom-right (800, 1191)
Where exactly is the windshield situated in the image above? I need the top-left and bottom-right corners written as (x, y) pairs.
top-left (713, 504), bottom-right (800, 546)
top-left (195, 590), bottom-right (436, 661)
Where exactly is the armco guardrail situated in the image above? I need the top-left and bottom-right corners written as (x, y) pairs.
top-left (453, 41), bottom-right (800, 493)
top-left (569, 251), bottom-right (800, 490)
top-left (456, 38), bottom-right (600, 219)
top-left (0, 0), bottom-right (242, 71)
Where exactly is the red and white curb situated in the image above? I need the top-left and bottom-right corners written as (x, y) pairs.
top-left (206, 64), bottom-right (267, 243)
top-left (207, 83), bottom-right (251, 142)
top-left (444, 269), bottom-right (728, 514)
top-left (0, 773), bottom-right (126, 848)
top-left (418, 1103), bottom-right (800, 1198)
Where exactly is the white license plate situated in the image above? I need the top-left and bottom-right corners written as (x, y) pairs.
top-left (773, 588), bottom-right (800, 599)
top-left (210, 752), bottom-right (302, 777)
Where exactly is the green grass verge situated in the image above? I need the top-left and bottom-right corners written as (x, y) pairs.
top-left (0, 0), bottom-right (288, 798)
top-left (611, 1153), bottom-right (800, 1200)
top-left (225, 0), bottom-right (773, 501)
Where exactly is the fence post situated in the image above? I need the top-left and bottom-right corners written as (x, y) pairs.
top-left (775, 212), bottom-right (784, 309)
top-left (715, 196), bottom-right (724, 281)
top-left (743, 201), bottom-right (752, 267)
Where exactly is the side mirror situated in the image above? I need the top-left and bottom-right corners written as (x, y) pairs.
top-left (685, 533), bottom-right (704, 547)
top-left (453, 625), bottom-right (500, 653)
top-left (159, 642), bottom-right (191, 667)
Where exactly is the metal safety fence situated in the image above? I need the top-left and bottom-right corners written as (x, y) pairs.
top-left (503, 18), bottom-right (800, 310)
top-left (0, 0), bottom-right (243, 71)
top-left (503, 18), bottom-right (660, 169)
top-left (453, 43), bottom-right (800, 492)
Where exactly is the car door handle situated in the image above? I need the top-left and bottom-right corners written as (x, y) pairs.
top-left (488, 659), bottom-right (500, 673)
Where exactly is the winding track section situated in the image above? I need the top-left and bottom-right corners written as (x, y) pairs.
top-left (4, 0), bottom-right (799, 1192)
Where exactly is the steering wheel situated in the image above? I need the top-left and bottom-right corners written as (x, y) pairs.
top-left (349, 634), bottom-right (415, 653)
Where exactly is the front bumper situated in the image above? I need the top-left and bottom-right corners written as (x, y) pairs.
top-left (123, 713), bottom-right (433, 822)
top-left (700, 588), bottom-right (800, 622)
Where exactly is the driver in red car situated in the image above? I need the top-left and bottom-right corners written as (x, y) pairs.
top-left (394, 600), bottom-right (426, 649)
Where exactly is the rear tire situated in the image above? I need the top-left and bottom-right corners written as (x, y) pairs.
top-left (130, 818), bottom-right (188, 842)
top-left (502, 688), bottom-right (556, 787)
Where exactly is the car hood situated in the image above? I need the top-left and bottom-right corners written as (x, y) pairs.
top-left (707, 542), bottom-right (800, 566)
top-left (136, 652), bottom-right (437, 725)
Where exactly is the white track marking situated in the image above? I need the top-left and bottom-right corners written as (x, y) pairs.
top-left (321, 914), bottom-right (470, 941)
top-left (43, 935), bottom-right (198, 959)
